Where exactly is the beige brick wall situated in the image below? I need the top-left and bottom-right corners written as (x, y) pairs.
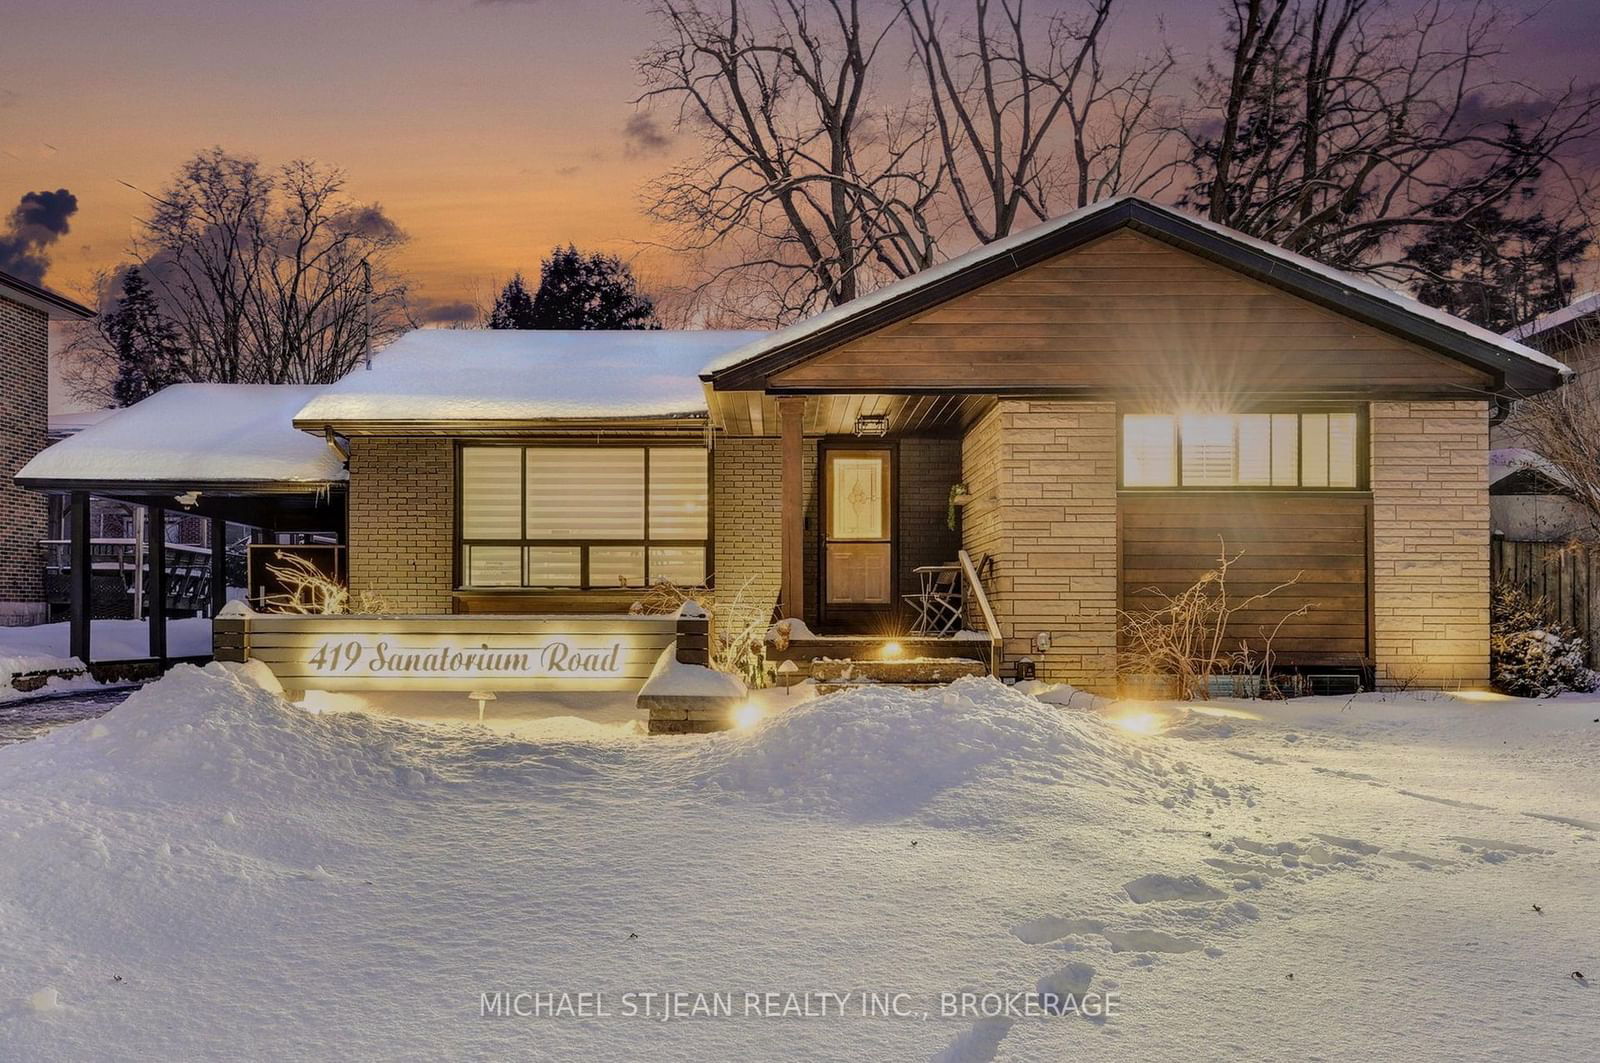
top-left (0, 295), bottom-right (49, 625)
top-left (347, 437), bottom-right (454, 613)
top-left (1371, 400), bottom-right (1490, 687)
top-left (962, 400), bottom-right (1118, 690)
top-left (711, 435), bottom-right (817, 622)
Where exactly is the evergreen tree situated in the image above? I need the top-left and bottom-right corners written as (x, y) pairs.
top-left (486, 272), bottom-right (538, 329)
top-left (108, 267), bottom-right (185, 406)
top-left (1402, 195), bottom-right (1591, 333)
top-left (527, 245), bottom-right (660, 330)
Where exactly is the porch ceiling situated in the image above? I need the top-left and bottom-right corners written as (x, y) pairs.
top-left (711, 391), bottom-right (995, 437)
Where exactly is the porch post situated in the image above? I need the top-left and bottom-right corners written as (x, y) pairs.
top-left (778, 396), bottom-right (806, 620)
top-left (209, 515), bottom-right (228, 617)
top-left (147, 505), bottom-right (168, 662)
top-left (69, 491), bottom-right (91, 663)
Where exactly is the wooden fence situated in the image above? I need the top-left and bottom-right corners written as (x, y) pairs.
top-left (1491, 538), bottom-right (1600, 667)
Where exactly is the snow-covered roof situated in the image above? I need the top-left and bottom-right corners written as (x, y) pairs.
top-left (294, 329), bottom-right (767, 429)
top-left (1490, 447), bottom-right (1573, 492)
top-left (703, 195), bottom-right (1571, 388)
top-left (47, 409), bottom-right (116, 439)
top-left (19, 384), bottom-right (347, 487)
top-left (1508, 291), bottom-right (1600, 344)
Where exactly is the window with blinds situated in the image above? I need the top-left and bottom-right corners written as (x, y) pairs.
top-left (458, 446), bottom-right (709, 589)
top-left (1121, 411), bottom-right (1363, 489)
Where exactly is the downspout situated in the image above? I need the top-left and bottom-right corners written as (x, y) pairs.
top-left (323, 426), bottom-right (351, 468)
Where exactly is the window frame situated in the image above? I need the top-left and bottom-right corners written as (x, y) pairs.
top-left (1117, 405), bottom-right (1369, 491)
top-left (454, 441), bottom-right (713, 592)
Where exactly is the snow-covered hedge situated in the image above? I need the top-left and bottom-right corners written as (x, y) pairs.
top-left (1490, 579), bottom-right (1598, 697)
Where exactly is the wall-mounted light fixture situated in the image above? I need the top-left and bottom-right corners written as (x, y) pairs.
top-left (1032, 631), bottom-right (1052, 654)
top-left (853, 413), bottom-right (889, 437)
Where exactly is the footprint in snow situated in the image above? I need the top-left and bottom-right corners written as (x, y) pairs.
top-left (1123, 873), bottom-right (1226, 904)
top-left (1446, 836), bottom-right (1554, 864)
top-left (1397, 790), bottom-right (1494, 811)
top-left (1521, 812), bottom-right (1600, 832)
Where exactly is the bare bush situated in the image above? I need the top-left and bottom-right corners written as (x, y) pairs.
top-left (1118, 541), bottom-right (1310, 699)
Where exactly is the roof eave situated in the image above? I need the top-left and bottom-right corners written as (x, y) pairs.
top-left (0, 272), bottom-right (95, 320)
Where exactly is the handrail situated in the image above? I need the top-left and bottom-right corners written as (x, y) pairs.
top-left (957, 549), bottom-right (1002, 675)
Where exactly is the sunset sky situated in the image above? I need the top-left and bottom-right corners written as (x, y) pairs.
top-left (4, 0), bottom-right (1597, 339)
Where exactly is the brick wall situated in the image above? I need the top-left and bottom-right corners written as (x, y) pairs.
top-left (711, 435), bottom-right (816, 622)
top-left (0, 295), bottom-right (49, 625)
top-left (961, 400), bottom-right (1118, 690)
top-left (346, 437), bottom-right (454, 613)
top-left (897, 437), bottom-right (963, 601)
top-left (1371, 400), bottom-right (1490, 686)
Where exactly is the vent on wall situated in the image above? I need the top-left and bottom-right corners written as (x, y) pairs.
top-left (1307, 674), bottom-right (1361, 696)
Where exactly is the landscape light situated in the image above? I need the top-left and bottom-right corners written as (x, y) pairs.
top-left (732, 702), bottom-right (764, 729)
top-left (881, 641), bottom-right (903, 659)
top-left (1109, 709), bottom-right (1165, 736)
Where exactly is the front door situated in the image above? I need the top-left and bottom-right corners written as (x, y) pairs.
top-left (822, 447), bottom-right (893, 627)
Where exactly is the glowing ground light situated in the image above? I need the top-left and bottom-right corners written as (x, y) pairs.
top-left (881, 641), bottom-right (903, 659)
top-left (732, 703), bottom-right (765, 729)
top-left (1109, 711), bottom-right (1166, 736)
top-left (1452, 689), bottom-right (1515, 703)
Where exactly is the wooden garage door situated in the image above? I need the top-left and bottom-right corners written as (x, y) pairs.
top-left (1120, 493), bottom-right (1371, 661)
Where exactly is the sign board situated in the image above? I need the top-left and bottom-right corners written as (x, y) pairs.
top-left (214, 612), bottom-right (677, 692)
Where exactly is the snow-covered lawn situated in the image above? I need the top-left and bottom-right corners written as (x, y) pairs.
top-left (1, 665), bottom-right (1596, 1060)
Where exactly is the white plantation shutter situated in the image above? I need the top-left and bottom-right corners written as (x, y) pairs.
top-left (1179, 414), bottom-right (1235, 486)
top-left (1301, 413), bottom-right (1330, 486)
top-left (460, 448), bottom-right (522, 538)
top-left (1235, 415), bottom-right (1271, 485)
top-left (648, 448), bottom-right (708, 538)
top-left (525, 448), bottom-right (645, 539)
top-left (1271, 414), bottom-right (1300, 485)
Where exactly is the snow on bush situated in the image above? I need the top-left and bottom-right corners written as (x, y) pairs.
top-left (1490, 579), bottom-right (1598, 698)
top-left (689, 676), bottom-right (1193, 820)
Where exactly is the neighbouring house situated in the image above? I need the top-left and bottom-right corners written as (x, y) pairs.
top-left (1491, 293), bottom-right (1600, 541)
top-left (16, 197), bottom-right (1570, 719)
top-left (0, 268), bottom-right (94, 627)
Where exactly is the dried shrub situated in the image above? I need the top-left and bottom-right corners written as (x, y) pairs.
top-left (1118, 541), bottom-right (1310, 700)
top-left (631, 577), bottom-right (775, 688)
top-left (260, 551), bottom-right (391, 615)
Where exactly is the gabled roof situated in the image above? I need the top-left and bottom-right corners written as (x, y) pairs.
top-left (703, 196), bottom-right (1569, 397)
top-left (18, 384), bottom-right (346, 491)
top-left (294, 328), bottom-right (766, 433)
top-left (0, 268), bottom-right (94, 320)
top-left (1508, 291), bottom-right (1600, 346)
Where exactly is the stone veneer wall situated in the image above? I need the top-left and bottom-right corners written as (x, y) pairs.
top-left (346, 437), bottom-right (454, 613)
top-left (961, 400), bottom-right (1118, 690)
top-left (1370, 400), bottom-right (1490, 687)
top-left (0, 295), bottom-right (49, 625)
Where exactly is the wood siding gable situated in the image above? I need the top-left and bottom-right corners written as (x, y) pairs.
top-left (770, 230), bottom-right (1491, 397)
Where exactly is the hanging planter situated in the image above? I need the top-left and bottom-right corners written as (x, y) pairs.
top-left (947, 482), bottom-right (971, 530)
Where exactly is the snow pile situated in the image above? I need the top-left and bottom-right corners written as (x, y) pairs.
top-left (690, 676), bottom-right (1182, 819)
top-left (3, 662), bottom-right (435, 802)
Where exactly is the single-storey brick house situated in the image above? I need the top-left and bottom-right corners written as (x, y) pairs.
top-left (19, 197), bottom-right (1569, 700)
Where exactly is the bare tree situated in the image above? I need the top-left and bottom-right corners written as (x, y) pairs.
top-left (639, 0), bottom-right (941, 323)
top-left (901, 0), bottom-right (1177, 243)
top-left (63, 148), bottom-right (411, 403)
top-left (1185, 0), bottom-right (1600, 279)
top-left (1506, 313), bottom-right (1600, 538)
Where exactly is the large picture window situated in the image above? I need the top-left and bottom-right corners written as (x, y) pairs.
top-left (459, 446), bottom-right (709, 589)
top-left (1121, 411), bottom-right (1363, 489)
